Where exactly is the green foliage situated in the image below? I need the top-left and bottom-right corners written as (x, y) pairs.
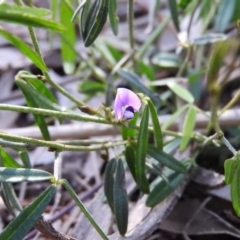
top-left (0, 4), bottom-right (65, 31)
top-left (0, 185), bottom-right (56, 240)
top-left (81, 0), bottom-right (110, 47)
top-left (104, 159), bottom-right (128, 235)
top-left (224, 155), bottom-right (240, 216)
top-left (146, 172), bottom-right (185, 207)
top-left (0, 27), bottom-right (47, 71)
top-left (0, 167), bottom-right (53, 183)
top-left (60, 0), bottom-right (76, 74)
top-left (1, 0), bottom-right (240, 237)
top-left (135, 105), bottom-right (150, 194)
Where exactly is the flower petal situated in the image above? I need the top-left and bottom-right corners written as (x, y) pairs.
top-left (114, 88), bottom-right (141, 120)
top-left (123, 106), bottom-right (135, 120)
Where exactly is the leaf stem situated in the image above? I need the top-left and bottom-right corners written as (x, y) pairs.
top-left (62, 179), bottom-right (109, 240)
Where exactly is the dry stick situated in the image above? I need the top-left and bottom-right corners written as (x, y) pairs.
top-left (182, 197), bottom-right (211, 240)
top-left (4, 108), bottom-right (240, 140)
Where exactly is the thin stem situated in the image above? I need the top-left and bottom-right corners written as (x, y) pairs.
top-left (0, 104), bottom-right (109, 124)
top-left (0, 131), bottom-right (127, 152)
top-left (0, 139), bottom-right (29, 149)
top-left (222, 137), bottom-right (237, 155)
top-left (128, 0), bottom-right (136, 68)
top-left (210, 91), bottom-right (222, 134)
top-left (219, 89), bottom-right (240, 115)
top-left (128, 0), bottom-right (134, 49)
top-left (210, 88), bottom-right (237, 155)
top-left (176, 47), bottom-right (192, 77)
top-left (62, 179), bottom-right (109, 240)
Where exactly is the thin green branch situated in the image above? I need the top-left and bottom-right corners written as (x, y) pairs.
top-left (128, 0), bottom-right (136, 68)
top-left (0, 131), bottom-right (127, 152)
top-left (0, 104), bottom-right (109, 124)
top-left (210, 88), bottom-right (237, 155)
top-left (219, 89), bottom-right (240, 115)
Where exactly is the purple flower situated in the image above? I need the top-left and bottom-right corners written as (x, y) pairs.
top-left (114, 88), bottom-right (141, 121)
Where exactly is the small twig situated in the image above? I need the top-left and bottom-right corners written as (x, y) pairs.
top-left (34, 217), bottom-right (78, 240)
top-left (183, 197), bottom-right (211, 240)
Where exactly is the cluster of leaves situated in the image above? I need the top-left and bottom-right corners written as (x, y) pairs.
top-left (1, 0), bottom-right (240, 239)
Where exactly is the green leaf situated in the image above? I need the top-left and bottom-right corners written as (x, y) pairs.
top-left (147, 145), bottom-right (187, 174)
top-left (163, 138), bottom-right (181, 154)
top-left (104, 158), bottom-right (117, 213)
top-left (146, 172), bottom-right (185, 207)
top-left (2, 183), bottom-right (22, 212)
top-left (207, 40), bottom-right (232, 90)
top-left (147, 99), bottom-right (163, 149)
top-left (152, 52), bottom-right (181, 68)
top-left (0, 27), bottom-right (47, 71)
top-left (125, 145), bottom-right (136, 180)
top-left (79, 80), bottom-right (105, 95)
top-left (0, 4), bottom-right (51, 17)
top-left (0, 167), bottom-right (53, 183)
top-left (214, 0), bottom-right (235, 32)
top-left (231, 161), bottom-right (240, 216)
top-left (19, 151), bottom-right (32, 168)
top-left (118, 69), bottom-right (160, 105)
top-left (1, 183), bottom-right (18, 216)
top-left (137, 60), bottom-right (155, 81)
top-left (192, 33), bottom-right (228, 45)
top-left (167, 0), bottom-right (180, 31)
top-left (178, 0), bottom-right (192, 9)
top-left (114, 159), bottom-right (128, 236)
top-left (136, 105), bottom-right (150, 194)
top-left (0, 5), bottom-right (65, 31)
top-left (0, 148), bottom-right (22, 168)
top-left (0, 185), bottom-right (56, 240)
top-left (167, 81), bottom-right (194, 103)
top-left (82, 0), bottom-right (110, 47)
top-left (19, 72), bottom-right (57, 104)
top-left (80, 0), bottom-right (92, 41)
top-left (60, 0), bottom-right (76, 74)
top-left (108, 0), bottom-right (119, 35)
top-left (16, 79), bottom-right (51, 140)
top-left (16, 78), bottom-right (60, 111)
top-left (180, 106), bottom-right (196, 150)
top-left (224, 157), bottom-right (238, 184)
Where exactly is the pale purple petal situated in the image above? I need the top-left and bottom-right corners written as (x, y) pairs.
top-left (125, 88), bottom-right (141, 111)
top-left (123, 110), bottom-right (134, 119)
top-left (114, 88), bottom-right (141, 120)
